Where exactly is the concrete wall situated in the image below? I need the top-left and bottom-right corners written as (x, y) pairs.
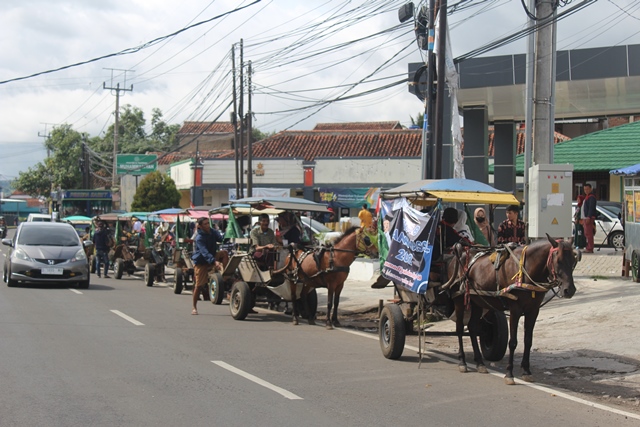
top-left (170, 161), bottom-right (193, 190)
top-left (202, 159), bottom-right (304, 186)
top-left (314, 158), bottom-right (421, 185)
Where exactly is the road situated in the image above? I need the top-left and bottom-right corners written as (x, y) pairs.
top-left (1, 233), bottom-right (638, 427)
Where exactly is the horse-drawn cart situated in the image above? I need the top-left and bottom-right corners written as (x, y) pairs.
top-left (375, 178), bottom-right (577, 384)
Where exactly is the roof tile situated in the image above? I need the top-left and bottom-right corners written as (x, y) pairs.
top-left (177, 121), bottom-right (235, 135)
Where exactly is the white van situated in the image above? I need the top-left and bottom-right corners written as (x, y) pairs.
top-left (26, 213), bottom-right (53, 222)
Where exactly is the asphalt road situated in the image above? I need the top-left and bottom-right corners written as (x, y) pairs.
top-left (1, 232), bottom-right (638, 427)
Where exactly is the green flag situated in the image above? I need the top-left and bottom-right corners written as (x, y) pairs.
top-left (466, 205), bottom-right (489, 246)
top-left (224, 210), bottom-right (242, 239)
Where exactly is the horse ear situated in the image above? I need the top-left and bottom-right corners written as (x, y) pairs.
top-left (567, 236), bottom-right (574, 246)
top-left (546, 233), bottom-right (558, 248)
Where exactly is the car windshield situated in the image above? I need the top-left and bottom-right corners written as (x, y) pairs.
top-left (301, 216), bottom-right (330, 232)
top-left (600, 205), bottom-right (622, 219)
top-left (18, 226), bottom-right (80, 246)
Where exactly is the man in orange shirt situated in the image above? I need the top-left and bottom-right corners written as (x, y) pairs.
top-left (358, 203), bottom-right (373, 229)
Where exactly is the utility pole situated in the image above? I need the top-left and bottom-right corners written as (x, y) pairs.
top-left (192, 139), bottom-right (200, 207)
top-left (433, 0), bottom-right (447, 179)
top-left (425, 0), bottom-right (436, 179)
top-left (38, 123), bottom-right (56, 157)
top-left (238, 39), bottom-right (245, 199)
top-left (103, 69), bottom-right (133, 187)
top-left (231, 44), bottom-right (240, 198)
top-left (246, 60), bottom-right (253, 198)
top-left (523, 0), bottom-right (536, 228)
top-left (532, 0), bottom-right (555, 165)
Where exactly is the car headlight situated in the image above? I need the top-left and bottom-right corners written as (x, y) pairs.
top-left (70, 248), bottom-right (87, 262)
top-left (13, 248), bottom-right (33, 262)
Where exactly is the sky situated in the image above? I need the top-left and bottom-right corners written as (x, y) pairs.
top-left (1, 0), bottom-right (639, 181)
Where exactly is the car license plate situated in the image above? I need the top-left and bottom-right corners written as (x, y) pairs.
top-left (41, 267), bottom-right (63, 275)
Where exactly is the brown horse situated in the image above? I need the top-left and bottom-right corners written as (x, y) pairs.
top-left (285, 226), bottom-right (378, 329)
top-left (448, 235), bottom-right (576, 384)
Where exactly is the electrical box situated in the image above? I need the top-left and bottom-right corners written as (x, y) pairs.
top-left (528, 164), bottom-right (573, 239)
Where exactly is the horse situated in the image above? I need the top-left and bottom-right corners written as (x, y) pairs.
top-left (448, 235), bottom-right (576, 384)
top-left (284, 226), bottom-right (378, 329)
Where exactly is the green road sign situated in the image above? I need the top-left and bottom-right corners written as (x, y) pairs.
top-left (116, 154), bottom-right (157, 175)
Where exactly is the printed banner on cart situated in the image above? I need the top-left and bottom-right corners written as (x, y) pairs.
top-left (379, 199), bottom-right (440, 294)
top-left (318, 187), bottom-right (380, 209)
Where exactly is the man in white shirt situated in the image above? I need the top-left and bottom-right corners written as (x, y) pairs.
top-left (132, 217), bottom-right (142, 234)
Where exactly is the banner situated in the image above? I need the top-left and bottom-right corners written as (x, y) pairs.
top-left (380, 199), bottom-right (440, 294)
top-left (228, 187), bottom-right (289, 201)
top-left (318, 187), bottom-right (380, 209)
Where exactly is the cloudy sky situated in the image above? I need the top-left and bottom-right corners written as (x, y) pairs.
top-left (1, 0), bottom-right (639, 180)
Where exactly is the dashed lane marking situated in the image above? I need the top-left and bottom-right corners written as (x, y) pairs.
top-left (110, 310), bottom-right (144, 326)
top-left (212, 360), bottom-right (303, 400)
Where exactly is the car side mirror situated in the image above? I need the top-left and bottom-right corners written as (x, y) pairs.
top-left (2, 238), bottom-right (13, 247)
top-left (83, 240), bottom-right (93, 248)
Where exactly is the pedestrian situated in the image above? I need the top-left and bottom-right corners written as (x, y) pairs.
top-left (191, 217), bottom-right (223, 315)
top-left (92, 221), bottom-right (111, 278)
top-left (581, 183), bottom-right (597, 253)
top-left (358, 203), bottom-right (373, 230)
top-left (497, 205), bottom-right (526, 245)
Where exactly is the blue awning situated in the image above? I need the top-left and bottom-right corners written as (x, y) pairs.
top-left (610, 163), bottom-right (640, 176)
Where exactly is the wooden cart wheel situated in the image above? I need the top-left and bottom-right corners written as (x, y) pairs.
top-left (379, 304), bottom-right (405, 359)
top-left (632, 251), bottom-right (640, 283)
top-left (145, 263), bottom-right (155, 287)
top-left (114, 258), bottom-right (124, 280)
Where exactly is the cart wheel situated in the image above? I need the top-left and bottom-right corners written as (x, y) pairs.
top-left (609, 231), bottom-right (624, 249)
top-left (145, 263), bottom-right (155, 287)
top-left (632, 251), bottom-right (640, 283)
top-left (296, 289), bottom-right (318, 320)
top-left (209, 273), bottom-right (225, 305)
top-left (174, 268), bottom-right (184, 294)
top-left (114, 258), bottom-right (124, 280)
top-left (89, 255), bottom-right (96, 273)
top-left (229, 281), bottom-right (251, 320)
top-left (479, 310), bottom-right (508, 361)
top-left (379, 304), bottom-right (405, 359)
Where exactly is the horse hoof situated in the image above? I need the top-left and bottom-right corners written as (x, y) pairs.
top-left (521, 374), bottom-right (534, 383)
top-left (308, 319), bottom-right (316, 326)
top-left (504, 376), bottom-right (516, 385)
top-left (332, 321), bottom-right (341, 328)
top-left (293, 318), bottom-right (299, 326)
top-left (477, 365), bottom-right (488, 374)
top-left (458, 365), bottom-right (468, 373)
top-left (326, 323), bottom-right (334, 330)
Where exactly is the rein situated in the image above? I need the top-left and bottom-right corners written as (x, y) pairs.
top-left (501, 242), bottom-right (564, 296)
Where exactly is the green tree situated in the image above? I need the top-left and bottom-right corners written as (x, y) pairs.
top-left (410, 112), bottom-right (424, 128)
top-left (13, 125), bottom-right (86, 196)
top-left (149, 108), bottom-right (180, 150)
top-left (252, 127), bottom-right (275, 142)
top-left (130, 171), bottom-right (181, 212)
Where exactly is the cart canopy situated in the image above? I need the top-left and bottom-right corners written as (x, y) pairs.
top-left (230, 197), bottom-right (330, 213)
top-left (382, 178), bottom-right (520, 205)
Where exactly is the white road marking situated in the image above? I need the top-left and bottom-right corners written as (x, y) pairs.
top-left (68, 288), bottom-right (83, 294)
top-left (110, 310), bottom-right (145, 326)
top-left (212, 360), bottom-right (303, 400)
top-left (338, 328), bottom-right (640, 421)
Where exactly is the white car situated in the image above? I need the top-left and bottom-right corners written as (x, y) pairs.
top-left (572, 202), bottom-right (624, 249)
top-left (300, 216), bottom-right (342, 245)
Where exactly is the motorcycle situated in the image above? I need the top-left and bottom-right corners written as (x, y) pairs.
top-left (0, 225), bottom-right (7, 239)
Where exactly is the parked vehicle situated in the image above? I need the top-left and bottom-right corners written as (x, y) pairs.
top-left (26, 213), bottom-right (52, 222)
top-left (2, 222), bottom-right (91, 288)
top-left (572, 202), bottom-right (624, 249)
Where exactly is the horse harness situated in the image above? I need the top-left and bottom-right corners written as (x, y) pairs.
top-left (453, 241), bottom-right (565, 304)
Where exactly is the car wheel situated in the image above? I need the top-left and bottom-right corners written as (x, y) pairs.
top-left (173, 268), bottom-right (184, 294)
top-left (78, 277), bottom-right (90, 289)
top-left (6, 267), bottom-right (17, 287)
top-left (608, 231), bottom-right (624, 249)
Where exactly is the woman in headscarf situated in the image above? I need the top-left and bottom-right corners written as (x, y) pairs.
top-left (474, 207), bottom-right (494, 245)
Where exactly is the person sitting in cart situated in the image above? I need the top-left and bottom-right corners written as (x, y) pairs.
top-left (430, 208), bottom-right (472, 280)
top-left (497, 205), bottom-right (526, 245)
top-left (250, 213), bottom-right (277, 269)
top-left (191, 217), bottom-right (226, 315)
top-left (276, 212), bottom-right (302, 246)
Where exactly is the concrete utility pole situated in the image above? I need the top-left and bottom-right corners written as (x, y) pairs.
top-left (231, 44), bottom-right (240, 198)
top-left (38, 123), bottom-right (56, 157)
top-left (433, 0), bottom-right (447, 179)
top-left (532, 0), bottom-right (555, 165)
top-left (238, 39), bottom-right (245, 199)
top-left (246, 60), bottom-right (253, 198)
top-left (425, 0), bottom-right (436, 179)
top-left (104, 69), bottom-right (133, 187)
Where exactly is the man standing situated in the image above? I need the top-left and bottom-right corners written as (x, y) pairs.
top-left (191, 217), bottom-right (223, 315)
top-left (497, 205), bottom-right (526, 245)
top-left (93, 221), bottom-right (111, 278)
top-left (132, 216), bottom-right (142, 234)
top-left (358, 203), bottom-right (373, 229)
top-left (581, 183), bottom-right (597, 253)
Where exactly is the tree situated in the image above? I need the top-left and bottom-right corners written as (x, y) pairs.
top-left (252, 127), bottom-right (275, 142)
top-left (130, 171), bottom-right (181, 212)
top-left (150, 108), bottom-right (180, 150)
top-left (13, 124), bottom-right (86, 196)
top-left (410, 112), bottom-right (424, 128)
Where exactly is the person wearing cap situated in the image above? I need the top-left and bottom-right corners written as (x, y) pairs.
top-left (497, 205), bottom-right (526, 245)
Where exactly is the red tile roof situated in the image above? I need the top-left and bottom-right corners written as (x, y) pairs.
top-left (218, 129), bottom-right (423, 161)
top-left (313, 121), bottom-right (402, 131)
top-left (177, 121), bottom-right (235, 135)
top-left (149, 151), bottom-right (233, 166)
